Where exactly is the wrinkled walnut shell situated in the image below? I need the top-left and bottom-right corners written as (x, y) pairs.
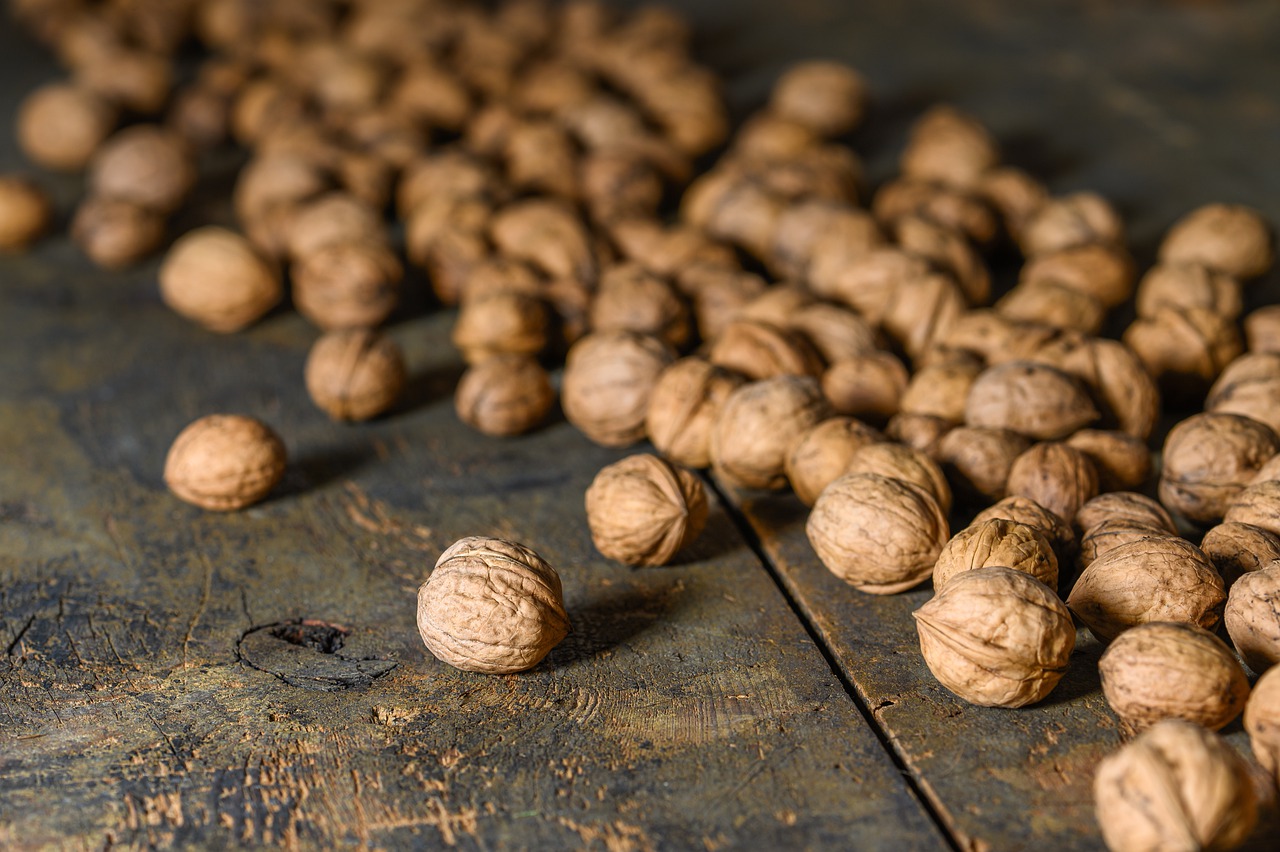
top-left (562, 331), bottom-right (674, 448)
top-left (159, 226), bottom-right (281, 333)
top-left (1076, 492), bottom-right (1176, 538)
top-left (708, 319), bottom-right (825, 381)
top-left (164, 414), bottom-right (287, 511)
top-left (933, 519), bottom-right (1058, 592)
top-left (305, 329), bottom-right (406, 422)
top-left (1158, 203), bottom-right (1273, 280)
top-left (1246, 667), bottom-right (1280, 780)
top-left (935, 426), bottom-right (1031, 504)
top-left (785, 417), bottom-right (885, 507)
top-left (1225, 562), bottom-right (1280, 673)
top-left (711, 376), bottom-right (831, 491)
top-left (821, 353), bottom-right (909, 425)
top-left (1200, 521), bottom-right (1280, 588)
top-left (845, 441), bottom-right (952, 514)
top-left (1159, 412), bottom-right (1280, 525)
top-left (585, 454), bottom-right (708, 567)
top-left (965, 361), bottom-right (1099, 440)
top-left (974, 495), bottom-right (1076, 566)
top-left (454, 354), bottom-right (555, 438)
top-left (1065, 430), bottom-right (1152, 493)
top-left (1077, 522), bottom-right (1171, 573)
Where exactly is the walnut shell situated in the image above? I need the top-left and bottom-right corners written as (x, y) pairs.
top-left (965, 361), bottom-right (1099, 440)
top-left (785, 417), bottom-right (885, 507)
top-left (0, 174), bottom-right (52, 251)
top-left (1094, 719), bottom-right (1258, 852)
top-left (936, 426), bottom-right (1031, 504)
top-left (934, 520), bottom-right (1058, 592)
top-left (17, 82), bottom-right (118, 173)
top-left (1225, 562), bottom-right (1280, 673)
top-left (711, 376), bottom-right (831, 491)
top-left (452, 291), bottom-right (549, 364)
top-left (292, 240), bottom-right (403, 331)
top-left (821, 353), bottom-right (909, 424)
top-left (1066, 537), bottom-right (1226, 643)
top-left (975, 166), bottom-right (1048, 239)
top-left (1019, 243), bottom-right (1135, 309)
top-left (588, 263), bottom-right (690, 348)
top-left (899, 105), bottom-right (999, 190)
top-left (807, 473), bottom-right (949, 594)
top-left (159, 227), bottom-right (282, 333)
top-left (1246, 667), bottom-right (1280, 780)
top-left (809, 246), bottom-right (930, 322)
top-left (164, 414), bottom-right (287, 512)
top-left (872, 178), bottom-right (998, 245)
top-left (1044, 338), bottom-right (1160, 441)
top-left (879, 272), bottom-right (967, 360)
top-left (1099, 621), bottom-right (1249, 732)
top-left (768, 61), bottom-right (869, 137)
top-left (1159, 412), bottom-right (1280, 525)
top-left (305, 329), bottom-right (405, 422)
top-left (70, 196), bottom-right (166, 269)
top-left (1077, 522), bottom-right (1171, 572)
top-left (1224, 479), bottom-right (1280, 538)
top-left (1136, 262), bottom-right (1243, 320)
top-left (87, 125), bottom-right (194, 215)
top-left (491, 198), bottom-right (596, 285)
top-left (1124, 306), bottom-right (1243, 399)
top-left (562, 331), bottom-right (674, 448)
top-left (1019, 191), bottom-right (1124, 257)
top-left (1006, 442), bottom-right (1098, 524)
top-left (585, 454), bottom-right (708, 566)
top-left (770, 201), bottom-right (882, 282)
top-left (1245, 305), bottom-right (1280, 354)
top-left (731, 112), bottom-right (820, 161)
top-left (416, 536), bottom-right (569, 674)
top-left (609, 220), bottom-right (736, 280)
top-left (914, 567), bottom-right (1073, 707)
top-left (886, 414), bottom-right (954, 460)
top-left (1064, 430), bottom-right (1152, 493)
top-left (895, 214), bottom-right (991, 306)
top-left (788, 302), bottom-right (878, 365)
top-left (973, 495), bottom-right (1076, 565)
top-left (645, 358), bottom-right (746, 469)
top-left (1159, 203), bottom-right (1273, 280)
top-left (845, 442), bottom-right (952, 514)
top-left (1076, 492), bottom-right (1176, 538)
top-left (685, 265), bottom-right (767, 341)
top-left (995, 280), bottom-right (1105, 335)
top-left (453, 354), bottom-right (555, 437)
top-left (1205, 352), bottom-right (1280, 436)
top-left (1201, 522), bottom-right (1280, 588)
top-left (709, 318), bottom-right (825, 381)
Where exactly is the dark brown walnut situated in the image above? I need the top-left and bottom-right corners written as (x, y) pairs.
top-left (87, 125), bottom-right (195, 215)
top-left (1124, 306), bottom-right (1243, 400)
top-left (894, 215), bottom-right (991, 306)
top-left (976, 166), bottom-right (1048, 239)
top-left (16, 82), bottom-right (117, 171)
top-left (900, 358), bottom-right (983, 425)
top-left (304, 329), bottom-right (405, 422)
top-left (159, 227), bottom-right (281, 333)
top-left (1006, 442), bottom-right (1098, 525)
top-left (785, 417), bottom-right (885, 507)
top-left (1225, 480), bottom-right (1280, 537)
top-left (589, 264), bottom-right (691, 348)
top-left (685, 265), bottom-right (768, 341)
top-left (769, 201), bottom-right (882, 282)
top-left (491, 198), bottom-right (596, 285)
top-left (1065, 430), bottom-right (1153, 492)
top-left (585, 454), bottom-right (708, 567)
top-left (822, 353), bottom-right (909, 425)
top-left (646, 358), bottom-right (747, 470)
top-left (1019, 243), bottom-right (1136, 309)
top-left (809, 246), bottom-right (930, 322)
top-left (455, 355), bottom-right (555, 438)
top-left (292, 241), bottom-right (403, 331)
top-left (1048, 338), bottom-right (1160, 440)
top-left (899, 105), bottom-right (999, 190)
top-left (1099, 621), bottom-right (1249, 732)
top-left (168, 84), bottom-right (232, 150)
top-left (1077, 522), bottom-right (1172, 573)
top-left (787, 302), bottom-right (878, 364)
top-left (711, 376), bottom-right (831, 491)
top-left (1076, 492), bottom-right (1176, 538)
top-left (163, 414), bottom-right (287, 512)
top-left (416, 536), bottom-right (569, 675)
top-left (807, 472), bottom-right (949, 594)
top-left (872, 178), bottom-right (999, 245)
top-left (914, 567), bottom-right (1073, 707)
top-left (934, 520), bottom-right (1058, 592)
top-left (609, 220), bottom-right (737, 280)
top-left (70, 196), bottom-right (166, 269)
top-left (451, 291), bottom-right (549, 365)
top-left (1066, 537), bottom-right (1226, 643)
top-left (1159, 412), bottom-right (1280, 525)
top-left (1225, 563), bottom-right (1280, 673)
top-left (1248, 669), bottom-right (1280, 783)
top-left (973, 495), bottom-right (1076, 568)
top-left (708, 319), bottom-right (825, 381)
top-left (995, 280), bottom-right (1105, 335)
top-left (1019, 191), bottom-right (1124, 257)
top-left (964, 361), bottom-right (1099, 440)
top-left (0, 175), bottom-right (51, 251)
top-left (936, 426), bottom-right (1031, 504)
top-left (562, 331), bottom-right (674, 448)
top-left (1245, 305), bottom-right (1280, 354)
top-left (845, 442), bottom-right (953, 514)
top-left (1201, 522), bottom-right (1280, 588)
top-left (1159, 203), bottom-right (1273, 280)
top-left (879, 273), bottom-right (968, 360)
top-left (767, 61), bottom-right (869, 137)
top-left (1205, 352), bottom-right (1280, 435)
top-left (885, 414), bottom-right (953, 460)
top-left (1094, 719), bottom-right (1258, 852)
top-left (287, 193), bottom-right (388, 260)
top-left (1136, 262), bottom-right (1243, 321)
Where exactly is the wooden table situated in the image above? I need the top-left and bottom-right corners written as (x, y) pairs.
top-left (3, 2), bottom-right (1279, 849)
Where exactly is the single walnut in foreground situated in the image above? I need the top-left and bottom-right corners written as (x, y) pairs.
top-left (585, 454), bottom-right (708, 567)
top-left (417, 536), bottom-right (569, 674)
top-left (164, 414), bottom-right (286, 511)
top-left (1159, 412), bottom-right (1280, 525)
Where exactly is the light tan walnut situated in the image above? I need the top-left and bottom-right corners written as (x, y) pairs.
top-left (455, 355), bottom-right (555, 438)
top-left (708, 319), bottom-right (825, 381)
top-left (965, 361), bottom-right (1098, 440)
top-left (1246, 667), bottom-right (1280, 781)
top-left (1159, 412), bottom-right (1280, 525)
top-left (845, 442), bottom-right (952, 514)
top-left (1006, 442), bottom-right (1098, 524)
top-left (1019, 191), bottom-right (1124, 257)
top-left (164, 414), bottom-right (286, 512)
top-left (933, 519), bottom-right (1058, 592)
top-left (785, 417), bottom-right (884, 507)
top-left (1200, 522), bottom-right (1280, 588)
top-left (1019, 243), bottom-right (1135, 309)
top-left (1225, 563), bottom-right (1280, 673)
top-left (1158, 202), bottom-right (1273, 280)
top-left (1078, 522), bottom-right (1172, 572)
top-left (935, 426), bottom-right (1031, 504)
top-left (585, 454), bottom-right (708, 567)
top-left (1136, 262), bottom-right (1243, 320)
top-left (711, 376), bottom-right (831, 490)
top-left (899, 105), bottom-right (999, 190)
top-left (305, 329), bottom-right (405, 422)
top-left (1065, 430), bottom-right (1152, 493)
top-left (973, 495), bottom-right (1076, 566)
top-left (159, 226), bottom-right (281, 333)
top-left (646, 357), bottom-right (747, 469)
top-left (822, 352), bottom-right (909, 425)
top-left (1076, 492), bottom-right (1176, 538)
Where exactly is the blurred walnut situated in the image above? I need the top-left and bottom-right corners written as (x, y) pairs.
top-left (71, 196), bottom-right (165, 269)
top-left (785, 417), bottom-right (884, 506)
top-left (821, 353), bottom-right (908, 424)
top-left (491, 199), bottom-right (596, 284)
top-left (1045, 338), bottom-right (1160, 440)
top-left (305, 329), bottom-right (405, 422)
top-left (1019, 192), bottom-right (1124, 257)
top-left (936, 310), bottom-right (1019, 364)
top-left (504, 120), bottom-right (579, 199)
top-left (1006, 442), bottom-right (1098, 524)
top-left (1124, 306), bottom-right (1243, 400)
top-left (88, 125), bottom-right (194, 214)
top-left (234, 154), bottom-right (329, 224)
top-left (396, 151), bottom-right (503, 220)
top-left (287, 193), bottom-right (387, 260)
top-left (682, 170), bottom-right (785, 260)
top-left (455, 354), bottom-right (555, 438)
top-left (769, 201), bottom-right (882, 282)
top-left (767, 61), bottom-right (868, 137)
top-left (17, 81), bottom-right (117, 171)
top-left (731, 112), bottom-right (820, 160)
top-left (711, 376), bottom-right (831, 491)
top-left (709, 319), bottom-right (824, 381)
top-left (975, 166), bottom-right (1047, 239)
top-left (389, 61), bottom-right (473, 131)
top-left (900, 357), bottom-right (982, 424)
top-left (845, 442), bottom-right (952, 514)
top-left (1065, 430), bottom-right (1152, 492)
top-left (1245, 305), bottom-right (1280, 354)
top-left (683, 266), bottom-right (767, 341)
top-left (1225, 480), bottom-right (1280, 537)
top-left (808, 246), bottom-right (929, 322)
top-left (1019, 243), bottom-right (1135, 309)
top-left (1136, 262), bottom-right (1242, 320)
top-left (646, 358), bottom-right (746, 470)
top-left (1159, 202), bottom-right (1273, 280)
top-left (1076, 492), bottom-right (1176, 538)
top-left (872, 178), bottom-right (998, 245)
top-left (562, 331), bottom-right (673, 448)
top-left (934, 520), bottom-right (1058, 592)
top-left (75, 45), bottom-right (172, 114)
top-left (1159, 412), bottom-right (1280, 525)
top-left (895, 215), bottom-right (991, 306)
top-left (965, 361), bottom-right (1098, 440)
top-left (1200, 522), bottom-right (1280, 588)
top-left (886, 414), bottom-right (953, 459)
top-left (292, 240), bottom-right (402, 331)
top-left (1246, 668), bottom-right (1280, 780)
top-left (585, 454), bottom-right (708, 567)
top-left (1205, 352), bottom-right (1280, 435)
top-left (609, 220), bottom-right (737, 280)
top-left (936, 426), bottom-right (1031, 504)
top-left (1078, 521), bottom-right (1171, 572)
top-left (973, 495), bottom-right (1076, 567)
top-left (164, 414), bottom-right (287, 512)
top-left (788, 302), bottom-right (878, 364)
top-left (159, 226), bottom-right (281, 333)
top-left (995, 280), bottom-right (1105, 335)
top-left (880, 273), bottom-right (967, 360)
top-left (0, 175), bottom-right (52, 252)
top-left (899, 105), bottom-right (998, 190)
top-left (588, 264), bottom-right (690, 348)
top-left (581, 152), bottom-right (664, 222)
top-left (807, 473), bottom-right (949, 594)
top-left (1225, 563), bottom-right (1280, 673)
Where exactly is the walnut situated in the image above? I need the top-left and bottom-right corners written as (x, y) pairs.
top-left (1094, 720), bottom-right (1258, 852)
top-left (1065, 430), bottom-right (1152, 492)
top-left (70, 196), bottom-right (166, 269)
top-left (900, 357), bottom-right (983, 424)
top-left (936, 310), bottom-right (1020, 364)
top-left (562, 331), bottom-right (674, 448)
top-left (731, 112), bottom-right (820, 160)
top-left (1006, 442), bottom-right (1098, 524)
top-left (1077, 521), bottom-right (1171, 572)
top-left (767, 61), bottom-right (869, 137)
top-left (733, 284), bottom-right (814, 326)
top-left (1066, 537), bottom-right (1225, 642)
top-left (1245, 305), bottom-right (1280, 354)
top-left (711, 376), bottom-right (831, 491)
top-left (452, 291), bottom-right (549, 365)
top-left (1159, 412), bottom-right (1280, 525)
top-left (304, 329), bottom-right (405, 422)
top-left (490, 199), bottom-right (596, 285)
top-left (934, 520), bottom-right (1058, 592)
top-left (787, 302), bottom-right (878, 364)
top-left (683, 171), bottom-right (786, 260)
top-left (914, 567), bottom-right (1073, 707)
top-left (973, 495), bottom-right (1076, 566)
top-left (1047, 338), bottom-right (1160, 440)
top-left (609, 220), bottom-right (737, 280)
top-left (872, 178), bottom-right (998, 245)
top-left (995, 280), bottom-right (1105, 335)
top-left (75, 46), bottom-right (172, 115)
top-left (845, 442), bottom-right (952, 514)
top-left (1205, 352), bottom-right (1280, 435)
top-left (287, 193), bottom-right (388, 260)
top-left (785, 417), bottom-right (885, 506)
top-left (455, 354), bottom-right (555, 438)
top-left (645, 358), bottom-right (746, 469)
top-left (807, 472), bottom-right (949, 594)
top-left (1136, 262), bottom-right (1243, 321)
top-left (1123, 306), bottom-right (1243, 399)
top-left (684, 266), bottom-right (767, 341)
top-left (396, 151), bottom-right (503, 220)
top-left (505, 120), bottom-right (580, 199)
top-left (1225, 480), bottom-right (1280, 537)
top-left (769, 201), bottom-right (882, 282)
top-left (1252, 452), bottom-right (1280, 485)
top-left (292, 240), bottom-right (403, 331)
top-left (87, 125), bottom-right (194, 215)
top-left (581, 151), bottom-right (664, 222)
top-left (894, 215), bottom-right (990, 306)
top-left (1246, 667), bottom-right (1280, 780)
top-left (233, 154), bottom-right (329, 225)
top-left (416, 536), bottom-right (569, 674)
top-left (164, 414), bottom-right (287, 512)
top-left (936, 426), bottom-right (1031, 504)
top-left (879, 272), bottom-right (967, 360)
top-left (1099, 621), bottom-right (1249, 732)
top-left (1225, 563), bottom-right (1280, 674)
top-left (1159, 203), bottom-right (1273, 280)
top-left (159, 227), bottom-right (281, 333)
top-left (965, 361), bottom-right (1099, 440)
top-left (708, 319), bottom-right (825, 381)
top-left (585, 454), bottom-right (708, 566)
top-left (899, 105), bottom-right (999, 190)
top-left (809, 246), bottom-right (930, 322)
top-left (975, 166), bottom-right (1048, 239)
top-left (16, 82), bottom-right (117, 172)
top-left (1076, 492), bottom-right (1176, 537)
top-left (1019, 243), bottom-right (1135, 309)
top-left (0, 174), bottom-right (51, 252)
top-left (885, 414), bottom-right (953, 460)
top-left (1018, 192), bottom-right (1124, 257)
top-left (389, 60), bottom-right (473, 130)
top-left (822, 352), bottom-right (909, 424)
top-left (1201, 522), bottom-right (1280, 588)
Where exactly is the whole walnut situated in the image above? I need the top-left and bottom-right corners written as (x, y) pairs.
top-left (995, 280), bottom-right (1105, 336)
top-left (1019, 191), bottom-right (1124, 257)
top-left (304, 329), bottom-right (405, 422)
top-left (785, 417), bottom-right (884, 506)
top-left (1159, 412), bottom-right (1280, 525)
top-left (88, 125), bottom-right (195, 214)
top-left (562, 331), bottom-right (674, 448)
top-left (770, 201), bottom-right (882, 282)
top-left (1065, 430), bottom-right (1152, 492)
top-left (1076, 492), bottom-right (1176, 537)
top-left (731, 112), bottom-right (820, 161)
top-left (1205, 352), bottom-right (1280, 435)
top-left (585, 454), bottom-right (708, 567)
top-left (965, 361), bottom-right (1099, 440)
top-left (491, 198), bottom-right (596, 284)
top-left (1078, 521), bottom-right (1171, 572)
top-left (899, 105), bottom-right (999, 190)
top-left (416, 536), bottom-right (570, 674)
top-left (1246, 667), bottom-right (1280, 780)
top-left (936, 426), bottom-right (1031, 504)
top-left (452, 291), bottom-right (549, 364)
top-left (934, 520), bottom-right (1058, 592)
top-left (646, 358), bottom-right (746, 469)
top-left (845, 442), bottom-right (952, 514)
top-left (610, 220), bottom-right (737, 280)
top-left (768, 61), bottom-right (869, 137)
top-left (872, 178), bottom-right (999, 245)
top-left (0, 175), bottom-right (52, 251)
top-left (807, 473), bottom-right (949, 594)
top-left (809, 246), bottom-right (929, 322)
top-left (708, 319), bottom-right (824, 381)
top-left (879, 273), bottom-right (967, 360)
top-left (1245, 305), bottom-right (1280, 354)
top-left (17, 82), bottom-right (117, 171)
top-left (1094, 720), bottom-right (1258, 852)
top-left (1225, 479), bottom-right (1280, 537)
top-left (711, 376), bottom-right (831, 491)
top-left (288, 193), bottom-right (388, 260)
top-left (1019, 243), bottom-right (1135, 309)
top-left (1158, 203), bottom-right (1273, 280)
top-left (1200, 522), bottom-right (1280, 588)
top-left (685, 266), bottom-right (767, 341)
top-left (70, 196), bottom-right (166, 269)
top-left (164, 414), bottom-right (287, 512)
top-left (822, 352), bottom-right (909, 424)
top-left (1006, 442), bottom-right (1098, 524)
top-left (1225, 562), bottom-right (1280, 673)
top-left (975, 166), bottom-right (1048, 239)
top-left (1124, 306), bottom-right (1243, 399)
top-left (234, 154), bottom-right (330, 224)
top-left (293, 241), bottom-right (403, 331)
top-left (1066, 537), bottom-right (1226, 643)
top-left (900, 357), bottom-right (982, 424)
top-left (75, 45), bottom-right (172, 114)
top-left (1041, 337), bottom-right (1160, 441)
top-left (159, 227), bottom-right (281, 333)
top-left (455, 354), bottom-right (555, 437)
top-left (1135, 262), bottom-right (1243, 320)
top-left (788, 302), bottom-right (878, 365)
top-left (914, 567), bottom-right (1073, 707)
top-left (894, 215), bottom-right (991, 306)
top-left (1099, 621), bottom-right (1249, 732)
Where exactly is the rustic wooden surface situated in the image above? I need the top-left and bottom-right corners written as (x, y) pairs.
top-left (4, 1), bottom-right (1280, 850)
